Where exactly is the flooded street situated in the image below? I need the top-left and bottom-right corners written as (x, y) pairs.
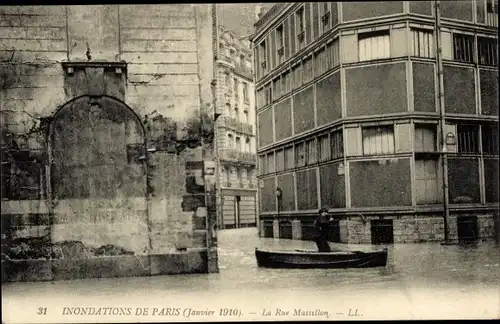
top-left (3, 228), bottom-right (500, 322)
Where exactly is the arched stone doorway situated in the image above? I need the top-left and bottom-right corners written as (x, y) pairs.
top-left (49, 95), bottom-right (150, 254)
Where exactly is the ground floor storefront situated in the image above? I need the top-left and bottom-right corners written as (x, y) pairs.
top-left (219, 189), bottom-right (257, 229)
top-left (259, 211), bottom-right (499, 244)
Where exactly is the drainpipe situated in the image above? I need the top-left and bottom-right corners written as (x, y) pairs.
top-left (435, 1), bottom-right (450, 244)
top-left (212, 4), bottom-right (224, 232)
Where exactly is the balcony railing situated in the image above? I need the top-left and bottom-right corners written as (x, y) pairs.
top-left (221, 116), bottom-right (253, 135)
top-left (220, 149), bottom-right (257, 165)
top-left (218, 53), bottom-right (235, 68)
top-left (235, 63), bottom-right (253, 79)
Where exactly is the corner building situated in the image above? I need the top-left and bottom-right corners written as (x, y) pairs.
top-left (252, 1), bottom-right (498, 244)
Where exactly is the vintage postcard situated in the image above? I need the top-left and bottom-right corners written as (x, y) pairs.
top-left (1, 2), bottom-right (499, 323)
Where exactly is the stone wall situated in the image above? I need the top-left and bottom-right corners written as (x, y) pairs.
top-left (260, 213), bottom-right (498, 244)
top-left (394, 216), bottom-right (445, 243)
top-left (0, 4), bottom-right (217, 280)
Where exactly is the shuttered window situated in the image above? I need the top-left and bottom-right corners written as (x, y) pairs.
top-left (411, 28), bottom-right (434, 58)
top-left (358, 30), bottom-right (391, 61)
top-left (453, 33), bottom-right (474, 63)
top-left (362, 126), bottom-right (395, 155)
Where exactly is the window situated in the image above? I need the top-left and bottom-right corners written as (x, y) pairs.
top-left (331, 130), bottom-right (344, 159)
top-left (284, 70), bottom-right (291, 93)
top-left (482, 124), bottom-right (499, 155)
top-left (257, 88), bottom-right (265, 108)
top-left (227, 134), bottom-right (234, 149)
top-left (457, 124), bottom-right (479, 153)
top-left (314, 47), bottom-right (327, 77)
top-left (321, 2), bottom-right (331, 33)
top-left (284, 146), bottom-right (294, 169)
top-left (414, 124), bottom-right (437, 152)
top-left (327, 39), bottom-right (340, 68)
top-left (266, 152), bottom-right (275, 173)
top-left (237, 168), bottom-right (243, 187)
top-left (223, 166), bottom-right (230, 185)
top-left (233, 78), bottom-right (239, 97)
top-left (411, 28), bottom-right (434, 58)
top-left (235, 136), bottom-right (241, 151)
top-left (280, 72), bottom-right (287, 95)
top-left (358, 30), bottom-right (390, 61)
top-left (318, 134), bottom-right (330, 161)
top-left (242, 82), bottom-right (249, 101)
top-left (259, 41), bottom-right (267, 70)
top-left (478, 37), bottom-right (498, 66)
top-left (415, 159), bottom-right (440, 204)
top-left (264, 84), bottom-right (272, 105)
top-left (224, 73), bottom-right (230, 86)
top-left (295, 142), bottom-right (306, 167)
top-left (226, 103), bottom-right (231, 116)
top-left (247, 169), bottom-right (254, 187)
top-left (259, 155), bottom-right (266, 174)
top-left (245, 137), bottom-right (251, 152)
top-left (302, 56), bottom-right (313, 83)
top-left (486, 0), bottom-right (498, 26)
top-left (306, 139), bottom-right (317, 165)
top-left (453, 33), bottom-right (474, 63)
top-left (362, 126), bottom-right (395, 155)
top-left (273, 78), bottom-right (280, 99)
top-left (276, 149), bottom-right (284, 172)
top-left (296, 7), bottom-right (305, 50)
top-left (276, 25), bottom-right (284, 63)
top-left (292, 63), bottom-right (302, 89)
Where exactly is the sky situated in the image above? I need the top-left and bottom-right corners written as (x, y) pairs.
top-left (218, 3), bottom-right (277, 37)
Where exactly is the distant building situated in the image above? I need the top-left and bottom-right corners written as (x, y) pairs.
top-left (215, 26), bottom-right (258, 229)
top-left (252, 1), bottom-right (498, 244)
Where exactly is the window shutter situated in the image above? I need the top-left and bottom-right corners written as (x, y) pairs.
top-left (345, 127), bottom-right (361, 156)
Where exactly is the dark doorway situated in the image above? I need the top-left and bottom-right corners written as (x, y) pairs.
top-left (234, 196), bottom-right (241, 228)
top-left (279, 220), bottom-right (293, 239)
top-left (263, 220), bottom-right (274, 238)
top-left (327, 220), bottom-right (341, 242)
top-left (457, 215), bottom-right (479, 243)
top-left (371, 219), bottom-right (394, 244)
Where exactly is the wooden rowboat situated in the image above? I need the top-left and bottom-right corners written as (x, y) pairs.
top-left (255, 247), bottom-right (388, 269)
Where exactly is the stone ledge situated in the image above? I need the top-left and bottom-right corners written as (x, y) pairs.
top-left (1, 250), bottom-right (208, 283)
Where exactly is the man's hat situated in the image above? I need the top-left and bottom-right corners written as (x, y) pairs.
top-left (318, 206), bottom-right (329, 213)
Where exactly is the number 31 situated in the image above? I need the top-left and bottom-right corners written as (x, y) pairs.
top-left (38, 307), bottom-right (47, 315)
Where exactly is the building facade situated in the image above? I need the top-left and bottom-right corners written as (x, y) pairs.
top-left (252, 1), bottom-right (498, 244)
top-left (215, 26), bottom-right (258, 229)
top-left (1, 4), bottom-right (218, 282)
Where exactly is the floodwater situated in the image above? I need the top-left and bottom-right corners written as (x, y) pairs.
top-left (2, 228), bottom-right (500, 322)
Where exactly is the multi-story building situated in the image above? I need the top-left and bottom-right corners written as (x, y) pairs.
top-left (214, 26), bottom-right (258, 229)
top-left (0, 4), bottom-right (218, 282)
top-left (252, 1), bottom-right (498, 244)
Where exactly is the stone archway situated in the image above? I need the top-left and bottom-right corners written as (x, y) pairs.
top-left (49, 95), bottom-right (150, 254)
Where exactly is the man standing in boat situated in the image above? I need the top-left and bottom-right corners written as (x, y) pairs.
top-left (313, 206), bottom-right (335, 252)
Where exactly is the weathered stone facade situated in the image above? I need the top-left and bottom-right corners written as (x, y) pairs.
top-left (1, 4), bottom-right (218, 282)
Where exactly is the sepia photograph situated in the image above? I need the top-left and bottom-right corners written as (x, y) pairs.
top-left (1, 1), bottom-right (499, 322)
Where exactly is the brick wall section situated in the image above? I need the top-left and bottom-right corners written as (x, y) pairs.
top-left (394, 216), bottom-right (445, 243)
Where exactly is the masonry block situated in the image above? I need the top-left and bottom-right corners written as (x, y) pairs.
top-left (291, 220), bottom-right (302, 240)
top-left (273, 219), bottom-right (280, 239)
